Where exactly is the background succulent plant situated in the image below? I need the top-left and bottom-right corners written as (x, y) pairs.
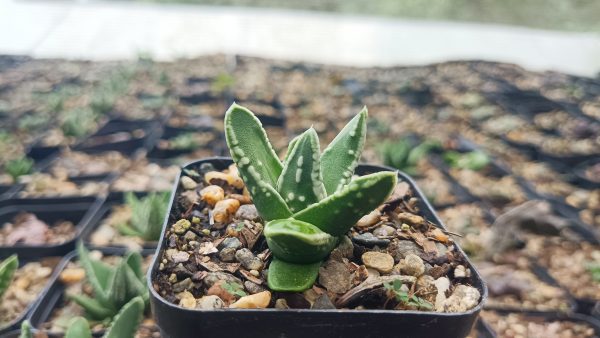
top-left (19, 296), bottom-right (144, 338)
top-left (70, 243), bottom-right (148, 321)
top-left (0, 254), bottom-right (18, 300)
top-left (225, 103), bottom-right (397, 291)
top-left (118, 192), bottom-right (170, 241)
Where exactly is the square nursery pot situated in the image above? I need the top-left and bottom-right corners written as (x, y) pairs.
top-left (0, 255), bottom-right (66, 335)
top-left (82, 191), bottom-right (159, 255)
top-left (148, 157), bottom-right (488, 338)
top-left (0, 197), bottom-right (103, 259)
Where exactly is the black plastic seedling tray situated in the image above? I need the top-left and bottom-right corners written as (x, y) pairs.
top-left (148, 157), bottom-right (488, 338)
top-left (74, 119), bottom-right (160, 155)
top-left (0, 255), bottom-right (67, 335)
top-left (0, 198), bottom-right (102, 259)
top-left (486, 310), bottom-right (600, 337)
top-left (27, 250), bottom-right (152, 337)
top-left (82, 191), bottom-right (158, 256)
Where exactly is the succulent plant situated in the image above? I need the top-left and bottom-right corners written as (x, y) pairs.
top-left (70, 243), bottom-right (148, 321)
top-left (19, 296), bottom-right (144, 338)
top-left (0, 254), bottom-right (18, 300)
top-left (443, 150), bottom-right (490, 171)
top-left (5, 157), bottom-right (34, 182)
top-left (225, 103), bottom-right (397, 291)
top-left (118, 192), bottom-right (170, 241)
top-left (378, 137), bottom-right (439, 175)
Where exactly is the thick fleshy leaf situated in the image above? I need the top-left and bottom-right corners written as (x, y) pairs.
top-left (276, 128), bottom-right (326, 212)
top-left (20, 321), bottom-right (33, 338)
top-left (294, 171), bottom-right (397, 236)
top-left (107, 261), bottom-right (130, 309)
top-left (265, 219), bottom-right (337, 263)
top-left (320, 107), bottom-right (367, 194)
top-left (282, 133), bottom-right (302, 164)
top-left (65, 317), bottom-right (92, 338)
top-left (77, 243), bottom-right (110, 303)
top-left (225, 103), bottom-right (282, 187)
top-left (69, 294), bottom-right (114, 320)
top-left (104, 297), bottom-right (145, 338)
top-left (267, 258), bottom-right (321, 292)
top-left (225, 103), bottom-right (292, 221)
top-left (0, 254), bottom-right (17, 299)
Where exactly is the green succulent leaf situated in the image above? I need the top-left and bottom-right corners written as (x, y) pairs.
top-left (124, 192), bottom-right (169, 241)
top-left (19, 321), bottom-right (33, 338)
top-left (444, 150), bottom-right (490, 171)
top-left (282, 133), bottom-right (302, 164)
top-left (65, 317), bottom-right (92, 338)
top-left (294, 171), bottom-right (397, 236)
top-left (264, 219), bottom-right (338, 263)
top-left (69, 294), bottom-right (114, 320)
top-left (277, 128), bottom-right (326, 212)
top-left (267, 258), bottom-right (321, 292)
top-left (0, 254), bottom-right (18, 299)
top-left (77, 243), bottom-right (110, 304)
top-left (320, 107), bottom-right (367, 194)
top-left (104, 296), bottom-right (145, 338)
top-left (225, 103), bottom-right (283, 187)
top-left (225, 103), bottom-right (292, 221)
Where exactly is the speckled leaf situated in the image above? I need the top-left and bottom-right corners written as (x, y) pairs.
top-left (276, 128), bottom-right (326, 212)
top-left (0, 254), bottom-right (17, 299)
top-left (265, 219), bottom-right (337, 263)
top-left (294, 171), bottom-right (397, 236)
top-left (65, 317), bottom-right (92, 338)
top-left (225, 103), bottom-right (291, 221)
top-left (225, 103), bottom-right (282, 187)
top-left (104, 297), bottom-right (145, 338)
top-left (320, 107), bottom-right (367, 194)
top-left (282, 133), bottom-right (302, 164)
top-left (107, 261), bottom-right (129, 309)
top-left (267, 258), bottom-right (321, 292)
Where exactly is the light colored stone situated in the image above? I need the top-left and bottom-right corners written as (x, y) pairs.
top-left (229, 291), bottom-right (271, 308)
top-left (172, 251), bottom-right (190, 264)
top-left (355, 210), bottom-right (380, 228)
top-left (361, 251), bottom-right (394, 274)
top-left (180, 176), bottom-right (198, 190)
top-left (178, 291), bottom-right (196, 309)
top-left (235, 204), bottom-right (260, 221)
top-left (434, 277), bottom-right (450, 312)
top-left (197, 295), bottom-right (225, 309)
top-left (397, 254), bottom-right (425, 277)
top-left (454, 265), bottom-right (469, 278)
top-left (59, 268), bottom-right (85, 284)
top-left (443, 285), bottom-right (480, 312)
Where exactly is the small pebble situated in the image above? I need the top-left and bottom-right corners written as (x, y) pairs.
top-left (443, 285), bottom-right (481, 312)
top-left (172, 251), bottom-right (190, 264)
top-left (200, 185), bottom-right (225, 206)
top-left (275, 298), bottom-right (289, 309)
top-left (244, 281), bottom-right (266, 294)
top-left (59, 268), bottom-right (85, 284)
top-left (219, 247), bottom-right (237, 262)
top-left (361, 251), bottom-right (394, 274)
top-left (454, 265), bottom-right (469, 278)
top-left (373, 225), bottom-right (396, 237)
top-left (220, 237), bottom-right (242, 250)
top-left (355, 210), bottom-right (380, 228)
top-left (214, 199), bottom-right (241, 223)
top-left (197, 295), bottom-right (225, 309)
top-left (397, 254), bottom-right (425, 277)
top-left (235, 204), bottom-right (260, 221)
top-left (180, 176), bottom-right (198, 190)
top-left (178, 291), bottom-right (197, 309)
top-left (172, 219), bottom-right (191, 235)
top-left (230, 291), bottom-right (271, 308)
top-left (352, 233), bottom-right (390, 247)
top-left (173, 278), bottom-right (193, 293)
top-left (235, 248), bottom-right (263, 271)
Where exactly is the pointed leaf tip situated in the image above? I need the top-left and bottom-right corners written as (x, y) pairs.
top-left (321, 108), bottom-right (368, 195)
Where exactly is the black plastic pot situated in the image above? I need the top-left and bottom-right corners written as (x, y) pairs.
top-left (573, 158), bottom-right (600, 189)
top-left (148, 157), bottom-right (487, 338)
top-left (74, 119), bottom-right (160, 155)
top-left (486, 310), bottom-right (600, 337)
top-left (82, 191), bottom-right (158, 256)
top-left (0, 255), bottom-right (66, 335)
top-left (0, 197), bottom-right (103, 259)
top-left (27, 250), bottom-right (153, 337)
